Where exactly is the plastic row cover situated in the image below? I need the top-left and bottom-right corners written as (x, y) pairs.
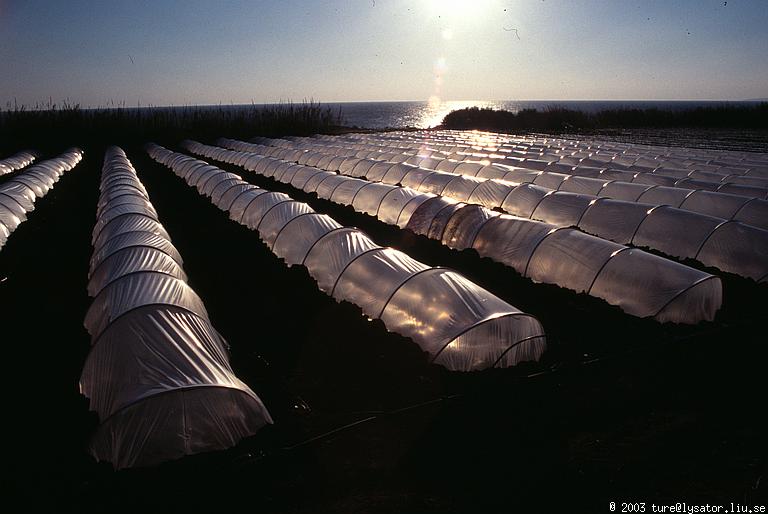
top-left (219, 137), bottom-right (768, 231)
top-left (0, 149), bottom-right (36, 176)
top-left (499, 132), bottom-right (767, 177)
top-left (494, 136), bottom-right (767, 193)
top-left (350, 136), bottom-right (768, 226)
top-left (333, 132), bottom-right (768, 197)
top-left (80, 146), bottom-right (271, 469)
top-left (236, 139), bottom-right (768, 283)
top-left (329, 131), bottom-right (768, 202)
top-left (496, 158), bottom-right (768, 200)
top-left (345, 133), bottom-right (768, 219)
top-left (320, 128), bottom-right (699, 155)
top-left (333, 130), bottom-right (768, 181)
top-left (194, 141), bottom-right (723, 324)
top-left (0, 148), bottom-right (82, 250)
top-left (148, 143), bottom-right (546, 371)
top-left (259, 130), bottom-right (768, 184)
top-left (218, 138), bottom-right (768, 282)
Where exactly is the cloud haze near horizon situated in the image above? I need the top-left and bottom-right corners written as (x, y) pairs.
top-left (1, 0), bottom-right (767, 107)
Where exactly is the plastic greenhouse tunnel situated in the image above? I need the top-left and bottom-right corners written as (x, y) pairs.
top-left (185, 140), bottom-right (723, 325)
top-left (79, 146), bottom-right (272, 469)
top-left (146, 142), bottom-right (547, 372)
top-left (214, 137), bottom-right (768, 283)
top-left (0, 148), bottom-right (82, 251)
top-left (0, 149), bottom-right (36, 176)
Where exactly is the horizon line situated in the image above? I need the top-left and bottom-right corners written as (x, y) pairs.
top-left (3, 98), bottom-right (766, 112)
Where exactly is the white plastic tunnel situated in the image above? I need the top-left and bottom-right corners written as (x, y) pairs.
top-left (0, 148), bottom-right (82, 251)
top-left (218, 136), bottom-right (768, 232)
top-left (219, 135), bottom-right (768, 232)
top-left (426, 130), bottom-right (768, 180)
top-left (80, 146), bottom-right (271, 469)
top-left (341, 130), bottom-right (768, 197)
top-left (0, 150), bottom-right (37, 176)
top-left (216, 137), bottom-right (768, 282)
top-left (357, 133), bottom-right (768, 199)
top-left (188, 141), bottom-right (723, 325)
top-left (325, 130), bottom-right (768, 182)
top-left (147, 143), bottom-right (547, 371)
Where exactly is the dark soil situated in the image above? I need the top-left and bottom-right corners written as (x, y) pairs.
top-left (0, 139), bottom-right (765, 513)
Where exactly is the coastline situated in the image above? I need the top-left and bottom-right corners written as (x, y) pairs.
top-left (4, 101), bottom-right (768, 155)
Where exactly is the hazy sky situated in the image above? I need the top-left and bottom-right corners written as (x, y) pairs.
top-left (1, 0), bottom-right (767, 107)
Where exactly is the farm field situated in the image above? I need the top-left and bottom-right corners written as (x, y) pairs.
top-left (4, 1), bottom-right (768, 511)
top-left (1, 131), bottom-right (766, 513)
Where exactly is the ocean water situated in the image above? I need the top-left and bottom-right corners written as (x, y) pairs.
top-left (323, 99), bottom-right (761, 129)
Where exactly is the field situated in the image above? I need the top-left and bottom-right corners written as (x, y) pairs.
top-left (1, 108), bottom-right (767, 513)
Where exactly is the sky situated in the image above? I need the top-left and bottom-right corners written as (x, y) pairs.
top-left (1, 0), bottom-right (767, 107)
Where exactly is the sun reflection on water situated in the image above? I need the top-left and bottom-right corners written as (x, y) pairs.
top-left (417, 100), bottom-right (500, 129)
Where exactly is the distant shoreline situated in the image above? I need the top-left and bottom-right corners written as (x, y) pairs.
top-left (435, 105), bottom-right (768, 152)
top-left (2, 100), bottom-right (768, 155)
top-left (4, 98), bottom-right (765, 112)
top-left (439, 104), bottom-right (768, 131)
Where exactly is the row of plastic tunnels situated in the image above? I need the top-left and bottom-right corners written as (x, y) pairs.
top-left (0, 130), bottom-right (765, 469)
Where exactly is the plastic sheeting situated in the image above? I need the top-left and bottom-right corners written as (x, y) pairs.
top-left (220, 135), bottom-right (768, 231)
top-left (88, 246), bottom-right (188, 297)
top-left (81, 146), bottom-right (271, 469)
top-left (193, 141), bottom-right (723, 323)
top-left (0, 149), bottom-right (36, 176)
top-left (217, 137), bottom-right (767, 283)
top-left (148, 143), bottom-right (546, 371)
top-left (89, 385), bottom-right (268, 470)
top-left (308, 131), bottom-right (768, 189)
top-left (0, 149), bottom-right (82, 250)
